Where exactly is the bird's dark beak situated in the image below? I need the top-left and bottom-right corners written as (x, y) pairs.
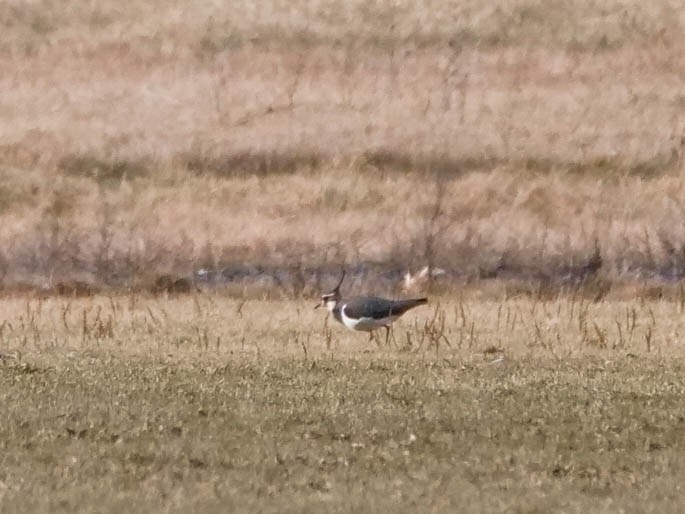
top-left (314, 302), bottom-right (322, 309)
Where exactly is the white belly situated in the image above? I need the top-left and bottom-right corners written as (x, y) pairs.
top-left (341, 306), bottom-right (398, 332)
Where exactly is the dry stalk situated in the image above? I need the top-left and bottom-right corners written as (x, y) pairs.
top-left (592, 322), bottom-right (607, 349)
top-left (615, 319), bottom-right (624, 350)
top-left (300, 332), bottom-right (310, 361)
top-left (81, 308), bottom-right (89, 344)
top-left (236, 299), bottom-right (246, 317)
top-left (533, 319), bottom-right (561, 360)
top-left (421, 303), bottom-right (451, 354)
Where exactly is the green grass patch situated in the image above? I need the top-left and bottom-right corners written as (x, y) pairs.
top-left (1, 353), bottom-right (684, 513)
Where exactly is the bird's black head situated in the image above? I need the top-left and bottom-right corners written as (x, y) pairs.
top-left (315, 270), bottom-right (345, 311)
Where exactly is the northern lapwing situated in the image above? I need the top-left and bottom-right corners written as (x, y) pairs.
top-left (315, 271), bottom-right (428, 344)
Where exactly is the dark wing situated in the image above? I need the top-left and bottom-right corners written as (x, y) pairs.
top-left (343, 297), bottom-right (427, 319)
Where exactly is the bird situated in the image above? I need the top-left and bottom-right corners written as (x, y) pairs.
top-left (315, 270), bottom-right (428, 344)
top-left (402, 265), bottom-right (446, 293)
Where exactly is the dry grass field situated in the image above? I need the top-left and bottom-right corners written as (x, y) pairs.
top-left (0, 0), bottom-right (684, 287)
top-left (3, 1), bottom-right (685, 512)
top-left (2, 294), bottom-right (685, 512)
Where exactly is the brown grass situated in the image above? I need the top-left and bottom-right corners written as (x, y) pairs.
top-left (0, 7), bottom-right (685, 513)
top-left (0, 0), bottom-right (684, 289)
top-left (4, 6), bottom-right (685, 510)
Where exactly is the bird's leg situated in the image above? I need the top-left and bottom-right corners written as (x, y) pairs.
top-left (388, 325), bottom-right (398, 349)
top-left (384, 325), bottom-right (390, 346)
top-left (369, 330), bottom-right (381, 347)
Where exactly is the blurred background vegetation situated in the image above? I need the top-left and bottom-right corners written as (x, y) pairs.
top-left (0, 0), bottom-right (684, 296)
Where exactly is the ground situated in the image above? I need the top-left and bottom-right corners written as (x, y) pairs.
top-left (1, 294), bottom-right (685, 513)
top-left (2, 1), bottom-right (685, 511)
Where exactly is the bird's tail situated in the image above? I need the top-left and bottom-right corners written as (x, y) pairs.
top-left (394, 297), bottom-right (428, 314)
